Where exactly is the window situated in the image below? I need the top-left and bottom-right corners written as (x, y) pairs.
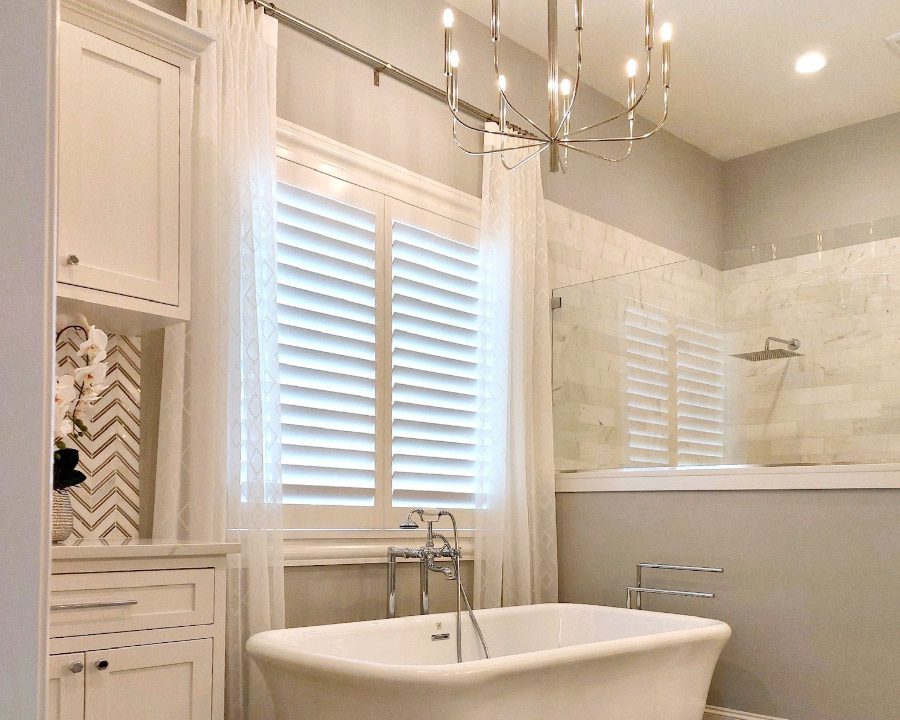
top-left (275, 161), bottom-right (480, 529)
top-left (624, 303), bottom-right (724, 467)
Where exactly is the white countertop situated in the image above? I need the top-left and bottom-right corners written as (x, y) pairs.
top-left (52, 538), bottom-right (241, 561)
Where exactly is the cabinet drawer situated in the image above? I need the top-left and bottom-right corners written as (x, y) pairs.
top-left (50, 569), bottom-right (214, 638)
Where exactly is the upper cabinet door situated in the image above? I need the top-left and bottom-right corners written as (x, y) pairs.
top-left (48, 653), bottom-right (86, 720)
top-left (58, 21), bottom-right (181, 306)
top-left (84, 639), bottom-right (213, 720)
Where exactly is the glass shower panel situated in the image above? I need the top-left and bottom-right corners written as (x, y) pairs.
top-left (551, 260), bottom-right (724, 472)
top-left (551, 232), bottom-right (900, 472)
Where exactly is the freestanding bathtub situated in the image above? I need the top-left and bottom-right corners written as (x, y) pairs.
top-left (248, 603), bottom-right (730, 720)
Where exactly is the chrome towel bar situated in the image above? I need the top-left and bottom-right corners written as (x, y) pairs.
top-left (627, 563), bottom-right (723, 610)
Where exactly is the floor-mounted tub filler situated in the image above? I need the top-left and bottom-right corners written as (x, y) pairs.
top-left (248, 602), bottom-right (731, 720)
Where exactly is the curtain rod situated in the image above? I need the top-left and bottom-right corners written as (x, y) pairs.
top-left (246, 0), bottom-right (525, 134)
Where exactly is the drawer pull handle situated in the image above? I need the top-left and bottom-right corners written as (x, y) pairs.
top-left (65, 254), bottom-right (80, 266)
top-left (69, 662), bottom-right (84, 674)
top-left (50, 600), bottom-right (138, 611)
top-left (95, 659), bottom-right (109, 670)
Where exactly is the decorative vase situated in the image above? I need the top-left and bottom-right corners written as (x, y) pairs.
top-left (52, 489), bottom-right (74, 543)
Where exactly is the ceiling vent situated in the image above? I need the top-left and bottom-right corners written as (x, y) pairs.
top-left (887, 31), bottom-right (900, 57)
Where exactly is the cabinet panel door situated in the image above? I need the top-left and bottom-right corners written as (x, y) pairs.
top-left (85, 639), bottom-right (212, 720)
top-left (58, 21), bottom-right (181, 305)
top-left (48, 653), bottom-right (86, 720)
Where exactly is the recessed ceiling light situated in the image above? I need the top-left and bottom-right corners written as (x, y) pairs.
top-left (795, 52), bottom-right (827, 74)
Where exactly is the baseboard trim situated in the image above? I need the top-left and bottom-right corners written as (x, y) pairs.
top-left (705, 706), bottom-right (789, 720)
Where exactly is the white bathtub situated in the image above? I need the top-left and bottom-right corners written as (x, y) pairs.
top-left (248, 603), bottom-right (730, 720)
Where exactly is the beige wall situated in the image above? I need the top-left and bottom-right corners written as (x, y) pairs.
top-left (556, 489), bottom-right (900, 720)
top-left (723, 113), bottom-right (900, 268)
top-left (285, 561), bottom-right (473, 627)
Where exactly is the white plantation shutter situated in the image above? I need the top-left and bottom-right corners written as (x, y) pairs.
top-left (275, 164), bottom-right (380, 527)
top-left (624, 303), bottom-right (724, 467)
top-left (389, 202), bottom-right (480, 522)
top-left (624, 304), bottom-right (671, 466)
top-left (675, 318), bottom-right (725, 464)
top-left (274, 160), bottom-right (481, 529)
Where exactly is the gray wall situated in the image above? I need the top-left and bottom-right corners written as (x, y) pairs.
top-left (723, 112), bottom-right (900, 267)
top-left (556, 490), bottom-right (900, 720)
top-left (1, 0), bottom-right (55, 716)
top-left (275, 0), bottom-right (725, 268)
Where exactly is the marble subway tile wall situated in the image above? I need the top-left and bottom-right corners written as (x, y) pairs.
top-left (547, 201), bottom-right (723, 471)
top-left (723, 236), bottom-right (900, 465)
top-left (548, 195), bottom-right (900, 470)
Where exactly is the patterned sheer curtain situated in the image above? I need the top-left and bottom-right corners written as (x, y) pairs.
top-left (475, 126), bottom-right (559, 608)
top-left (153, 2), bottom-right (284, 719)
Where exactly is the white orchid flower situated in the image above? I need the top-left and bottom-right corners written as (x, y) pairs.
top-left (74, 361), bottom-right (109, 388)
top-left (57, 416), bottom-right (74, 438)
top-left (54, 374), bottom-right (78, 406)
top-left (73, 401), bottom-right (95, 424)
top-left (78, 326), bottom-right (109, 362)
top-left (54, 375), bottom-right (78, 439)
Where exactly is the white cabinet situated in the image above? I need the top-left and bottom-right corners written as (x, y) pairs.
top-left (48, 653), bottom-right (85, 720)
top-left (57, 0), bottom-right (212, 333)
top-left (49, 542), bottom-right (236, 720)
top-left (49, 642), bottom-right (212, 720)
top-left (84, 640), bottom-right (213, 720)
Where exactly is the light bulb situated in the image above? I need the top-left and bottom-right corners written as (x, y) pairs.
top-left (626, 59), bottom-right (638, 78)
top-left (660, 22), bottom-right (673, 43)
top-left (442, 8), bottom-right (454, 28)
top-left (794, 51), bottom-right (827, 74)
top-left (498, 74), bottom-right (507, 92)
top-left (560, 78), bottom-right (572, 96)
top-left (449, 49), bottom-right (460, 69)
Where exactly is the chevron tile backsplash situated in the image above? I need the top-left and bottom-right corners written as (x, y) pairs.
top-left (57, 329), bottom-right (141, 539)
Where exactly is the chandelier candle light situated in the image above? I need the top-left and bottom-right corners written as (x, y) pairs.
top-left (442, 0), bottom-right (673, 171)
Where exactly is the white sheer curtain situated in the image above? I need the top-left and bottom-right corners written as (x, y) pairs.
top-left (475, 126), bottom-right (559, 608)
top-left (153, 2), bottom-right (284, 719)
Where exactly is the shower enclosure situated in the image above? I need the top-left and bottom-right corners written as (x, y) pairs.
top-left (551, 215), bottom-right (900, 472)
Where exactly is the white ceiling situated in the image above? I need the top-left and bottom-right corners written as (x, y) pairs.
top-left (449, 0), bottom-right (900, 159)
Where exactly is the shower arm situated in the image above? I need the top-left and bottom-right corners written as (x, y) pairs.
top-left (765, 337), bottom-right (801, 351)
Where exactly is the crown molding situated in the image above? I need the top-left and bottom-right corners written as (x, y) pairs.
top-left (61, 0), bottom-right (213, 64)
top-left (276, 118), bottom-right (480, 229)
top-left (705, 705), bottom-right (789, 720)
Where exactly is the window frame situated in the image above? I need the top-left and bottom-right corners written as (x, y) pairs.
top-left (275, 121), bottom-right (481, 532)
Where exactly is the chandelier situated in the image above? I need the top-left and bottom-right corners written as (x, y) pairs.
top-left (442, 0), bottom-right (673, 172)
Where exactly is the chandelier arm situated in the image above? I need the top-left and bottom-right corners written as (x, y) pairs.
top-left (446, 86), bottom-right (544, 142)
top-left (566, 49), bottom-right (653, 137)
top-left (451, 120), bottom-right (548, 156)
top-left (500, 142), bottom-right (550, 171)
top-left (553, 29), bottom-right (583, 138)
top-left (492, 42), bottom-right (553, 140)
top-left (564, 92), bottom-right (668, 143)
top-left (560, 139), bottom-right (634, 163)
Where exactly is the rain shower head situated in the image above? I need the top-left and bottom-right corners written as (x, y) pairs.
top-left (731, 336), bottom-right (802, 362)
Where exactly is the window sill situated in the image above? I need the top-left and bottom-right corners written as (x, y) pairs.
top-left (282, 529), bottom-right (475, 567)
top-left (555, 463), bottom-right (900, 492)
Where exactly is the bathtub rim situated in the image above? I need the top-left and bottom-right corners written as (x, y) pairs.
top-left (247, 603), bottom-right (731, 685)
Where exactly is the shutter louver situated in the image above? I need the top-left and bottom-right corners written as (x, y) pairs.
top-left (625, 304), bottom-right (671, 466)
top-left (391, 220), bottom-right (480, 510)
top-left (276, 181), bottom-right (377, 508)
top-left (676, 318), bottom-right (725, 464)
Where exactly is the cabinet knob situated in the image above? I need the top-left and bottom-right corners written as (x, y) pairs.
top-left (65, 254), bottom-right (80, 266)
top-left (69, 661), bottom-right (84, 674)
top-left (95, 659), bottom-right (109, 670)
